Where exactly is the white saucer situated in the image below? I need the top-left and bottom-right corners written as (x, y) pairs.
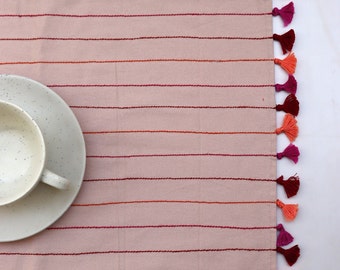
top-left (0, 75), bottom-right (86, 242)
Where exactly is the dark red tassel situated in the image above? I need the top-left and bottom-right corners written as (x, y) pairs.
top-left (276, 175), bottom-right (300, 198)
top-left (272, 2), bottom-right (295, 27)
top-left (273, 29), bottom-right (296, 54)
top-left (277, 245), bottom-right (300, 266)
top-left (276, 94), bottom-right (300, 116)
top-left (277, 224), bottom-right (294, 246)
top-left (277, 144), bottom-right (300, 164)
top-left (275, 75), bottom-right (297, 95)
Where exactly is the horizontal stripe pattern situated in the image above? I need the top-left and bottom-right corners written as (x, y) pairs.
top-left (0, 1), bottom-right (276, 269)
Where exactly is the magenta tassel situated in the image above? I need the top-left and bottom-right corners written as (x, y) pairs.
top-left (277, 224), bottom-right (294, 246)
top-left (277, 144), bottom-right (300, 163)
top-left (275, 75), bottom-right (297, 95)
top-left (272, 2), bottom-right (295, 26)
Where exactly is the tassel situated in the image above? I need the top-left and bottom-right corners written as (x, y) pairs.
top-left (276, 175), bottom-right (300, 198)
top-left (275, 114), bottom-right (298, 142)
top-left (277, 224), bottom-right (294, 246)
top-left (273, 29), bottom-right (296, 54)
top-left (276, 94), bottom-right (300, 116)
top-left (274, 53), bottom-right (297, 75)
top-left (272, 2), bottom-right (295, 27)
top-left (275, 75), bottom-right (297, 95)
top-left (276, 199), bottom-right (299, 221)
top-left (277, 245), bottom-right (300, 266)
top-left (277, 143), bottom-right (300, 163)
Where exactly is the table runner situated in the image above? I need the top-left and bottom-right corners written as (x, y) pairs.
top-left (0, 1), bottom-right (300, 269)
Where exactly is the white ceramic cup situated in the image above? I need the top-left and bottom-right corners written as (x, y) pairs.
top-left (0, 100), bottom-right (70, 206)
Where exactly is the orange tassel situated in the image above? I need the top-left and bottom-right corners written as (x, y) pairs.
top-left (276, 199), bottom-right (298, 221)
top-left (275, 114), bottom-right (298, 142)
top-left (274, 53), bottom-right (297, 75)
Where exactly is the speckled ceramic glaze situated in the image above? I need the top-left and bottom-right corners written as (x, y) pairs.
top-left (0, 75), bottom-right (86, 242)
top-left (0, 101), bottom-right (70, 206)
top-left (0, 101), bottom-right (45, 205)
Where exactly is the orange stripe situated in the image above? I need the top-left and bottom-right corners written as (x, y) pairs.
top-left (0, 58), bottom-right (273, 65)
top-left (72, 200), bottom-right (274, 207)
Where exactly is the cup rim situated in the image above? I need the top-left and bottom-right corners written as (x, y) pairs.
top-left (0, 100), bottom-right (46, 206)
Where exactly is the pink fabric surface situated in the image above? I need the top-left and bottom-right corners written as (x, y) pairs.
top-left (0, 0), bottom-right (277, 269)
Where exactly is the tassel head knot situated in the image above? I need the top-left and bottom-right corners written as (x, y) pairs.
top-left (276, 199), bottom-right (285, 209)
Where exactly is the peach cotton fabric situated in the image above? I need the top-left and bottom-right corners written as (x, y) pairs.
top-left (0, 0), bottom-right (277, 269)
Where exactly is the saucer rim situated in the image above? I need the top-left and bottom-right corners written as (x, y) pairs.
top-left (0, 74), bottom-right (86, 242)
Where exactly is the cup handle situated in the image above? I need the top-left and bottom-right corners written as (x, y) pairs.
top-left (41, 169), bottom-right (70, 190)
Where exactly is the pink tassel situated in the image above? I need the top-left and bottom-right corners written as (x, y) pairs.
top-left (277, 224), bottom-right (294, 246)
top-left (277, 143), bottom-right (300, 163)
top-left (272, 2), bottom-right (295, 27)
top-left (275, 75), bottom-right (297, 95)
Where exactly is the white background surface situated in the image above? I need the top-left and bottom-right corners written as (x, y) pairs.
top-left (273, 0), bottom-right (340, 269)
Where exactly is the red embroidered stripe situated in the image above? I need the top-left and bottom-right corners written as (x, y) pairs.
top-left (0, 58), bottom-right (273, 65)
top-left (71, 105), bottom-right (273, 110)
top-left (83, 130), bottom-right (274, 135)
top-left (86, 153), bottom-right (276, 158)
top-left (0, 248), bottom-right (275, 256)
top-left (0, 35), bottom-right (272, 41)
top-left (48, 224), bottom-right (276, 230)
top-left (0, 12), bottom-right (272, 18)
top-left (83, 177), bottom-right (275, 182)
top-left (47, 83), bottom-right (273, 88)
top-left (48, 83), bottom-right (273, 88)
top-left (72, 200), bottom-right (274, 207)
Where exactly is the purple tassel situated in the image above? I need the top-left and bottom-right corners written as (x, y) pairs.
top-left (277, 144), bottom-right (300, 163)
top-left (272, 2), bottom-right (295, 27)
top-left (275, 75), bottom-right (297, 95)
top-left (277, 224), bottom-right (294, 246)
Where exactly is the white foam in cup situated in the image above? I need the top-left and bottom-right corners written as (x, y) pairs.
top-left (0, 100), bottom-right (69, 206)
